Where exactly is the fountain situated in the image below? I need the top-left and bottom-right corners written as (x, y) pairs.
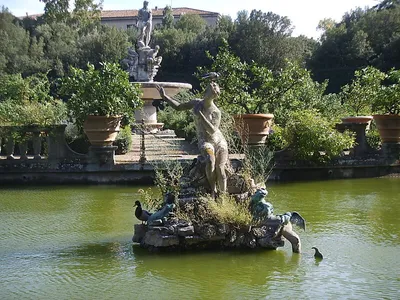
top-left (130, 2), bottom-right (306, 253)
top-left (122, 1), bottom-right (192, 131)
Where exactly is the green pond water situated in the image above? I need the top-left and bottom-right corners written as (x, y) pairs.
top-left (0, 178), bottom-right (399, 299)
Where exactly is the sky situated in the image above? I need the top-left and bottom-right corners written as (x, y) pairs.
top-left (1, 0), bottom-right (379, 38)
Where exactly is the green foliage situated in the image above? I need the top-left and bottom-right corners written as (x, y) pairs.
top-left (207, 194), bottom-right (253, 226)
top-left (113, 125), bottom-right (132, 155)
top-left (77, 25), bottom-right (131, 68)
top-left (340, 66), bottom-right (386, 116)
top-left (199, 44), bottom-right (336, 126)
top-left (373, 69), bottom-right (400, 114)
top-left (267, 124), bottom-right (288, 151)
top-left (60, 62), bottom-right (142, 131)
top-left (0, 9), bottom-right (49, 76)
top-left (72, 0), bottom-right (103, 29)
top-left (0, 73), bottom-right (67, 126)
top-left (283, 109), bottom-right (356, 164)
top-left (242, 146), bottom-right (274, 186)
top-left (161, 6), bottom-right (174, 29)
top-left (40, 0), bottom-right (70, 23)
top-left (175, 14), bottom-right (207, 34)
top-left (309, 2), bottom-right (400, 92)
top-left (229, 10), bottom-right (315, 71)
top-left (1, 4), bottom-right (130, 81)
top-left (152, 13), bottom-right (232, 85)
top-left (35, 22), bottom-right (79, 76)
top-left (137, 188), bottom-right (163, 212)
top-left (0, 73), bottom-right (27, 102)
top-left (153, 159), bottom-right (184, 196)
top-left (366, 122), bottom-right (381, 150)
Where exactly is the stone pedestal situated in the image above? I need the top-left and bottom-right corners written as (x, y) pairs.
top-left (336, 122), bottom-right (371, 157)
top-left (382, 142), bottom-right (400, 160)
top-left (133, 82), bottom-right (192, 132)
top-left (88, 146), bottom-right (117, 165)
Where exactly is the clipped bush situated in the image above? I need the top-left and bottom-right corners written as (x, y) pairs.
top-left (267, 124), bottom-right (288, 151)
top-left (283, 109), bottom-right (355, 164)
top-left (113, 125), bottom-right (132, 154)
top-left (366, 122), bottom-right (381, 150)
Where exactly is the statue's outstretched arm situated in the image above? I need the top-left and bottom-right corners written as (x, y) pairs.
top-left (156, 85), bottom-right (195, 111)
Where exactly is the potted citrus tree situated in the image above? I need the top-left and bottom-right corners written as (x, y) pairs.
top-left (340, 66), bottom-right (385, 124)
top-left (61, 62), bottom-right (142, 146)
top-left (372, 69), bottom-right (400, 143)
top-left (198, 44), bottom-right (330, 146)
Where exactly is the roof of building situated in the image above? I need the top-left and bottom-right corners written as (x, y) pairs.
top-left (101, 7), bottom-right (219, 19)
top-left (24, 7), bottom-right (219, 20)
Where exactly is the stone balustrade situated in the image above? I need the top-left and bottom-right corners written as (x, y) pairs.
top-left (0, 125), bottom-right (85, 162)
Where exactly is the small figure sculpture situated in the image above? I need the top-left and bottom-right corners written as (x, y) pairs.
top-left (250, 188), bottom-right (306, 253)
top-left (137, 1), bottom-right (152, 48)
top-left (146, 45), bottom-right (162, 80)
top-left (121, 47), bottom-right (139, 78)
top-left (249, 188), bottom-right (274, 221)
top-left (147, 202), bottom-right (175, 225)
top-left (156, 81), bottom-right (229, 196)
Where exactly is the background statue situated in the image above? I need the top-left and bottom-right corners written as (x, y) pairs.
top-left (137, 1), bottom-right (152, 48)
top-left (122, 1), bottom-right (161, 82)
top-left (156, 81), bottom-right (228, 196)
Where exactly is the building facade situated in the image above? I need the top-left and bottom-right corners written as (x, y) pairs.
top-left (100, 7), bottom-right (220, 30)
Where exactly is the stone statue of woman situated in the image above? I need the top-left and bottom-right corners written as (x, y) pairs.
top-left (156, 82), bottom-right (229, 196)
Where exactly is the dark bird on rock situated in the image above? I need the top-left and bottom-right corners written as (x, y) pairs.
top-left (134, 200), bottom-right (152, 223)
top-left (202, 72), bottom-right (220, 80)
top-left (312, 247), bottom-right (323, 260)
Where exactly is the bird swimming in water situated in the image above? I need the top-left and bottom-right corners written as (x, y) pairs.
top-left (134, 200), bottom-right (152, 224)
top-left (201, 72), bottom-right (220, 81)
top-left (312, 247), bottom-right (323, 259)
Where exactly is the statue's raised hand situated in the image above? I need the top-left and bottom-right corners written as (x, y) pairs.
top-left (155, 84), bottom-right (166, 99)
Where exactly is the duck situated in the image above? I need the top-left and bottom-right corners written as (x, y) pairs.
top-left (134, 201), bottom-right (152, 224)
top-left (312, 247), bottom-right (323, 260)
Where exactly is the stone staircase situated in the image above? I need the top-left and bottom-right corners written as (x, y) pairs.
top-left (115, 130), bottom-right (198, 163)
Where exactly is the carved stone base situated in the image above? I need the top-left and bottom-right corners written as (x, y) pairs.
top-left (132, 209), bottom-right (287, 251)
top-left (88, 146), bottom-right (117, 165)
top-left (382, 142), bottom-right (400, 160)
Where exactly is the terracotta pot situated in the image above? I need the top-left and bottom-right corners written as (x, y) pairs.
top-left (373, 114), bottom-right (400, 143)
top-left (83, 115), bottom-right (121, 146)
top-left (233, 114), bottom-right (274, 145)
top-left (341, 116), bottom-right (373, 124)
